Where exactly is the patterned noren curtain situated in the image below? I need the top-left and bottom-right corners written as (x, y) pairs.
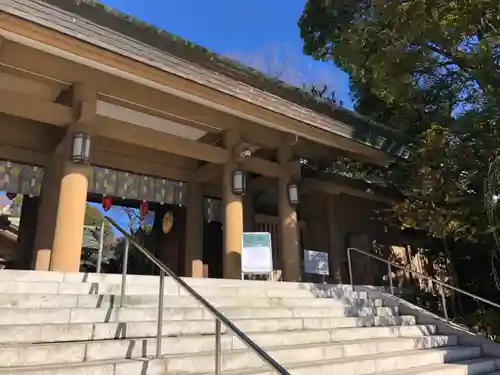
top-left (203, 197), bottom-right (223, 223)
top-left (89, 166), bottom-right (188, 205)
top-left (0, 160), bottom-right (44, 196)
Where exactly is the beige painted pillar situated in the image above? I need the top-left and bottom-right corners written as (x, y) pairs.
top-left (49, 83), bottom-right (96, 272)
top-left (33, 156), bottom-right (63, 270)
top-left (185, 182), bottom-right (204, 277)
top-left (277, 145), bottom-right (301, 282)
top-left (49, 162), bottom-right (89, 272)
top-left (222, 131), bottom-right (244, 279)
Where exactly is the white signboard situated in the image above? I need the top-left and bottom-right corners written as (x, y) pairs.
top-left (242, 232), bottom-right (273, 274)
top-left (304, 250), bottom-right (329, 276)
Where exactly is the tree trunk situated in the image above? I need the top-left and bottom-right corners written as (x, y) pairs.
top-left (442, 236), bottom-right (463, 318)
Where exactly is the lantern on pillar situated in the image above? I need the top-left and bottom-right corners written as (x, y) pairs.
top-left (102, 196), bottom-right (112, 211)
top-left (287, 183), bottom-right (300, 205)
top-left (232, 170), bottom-right (246, 195)
top-left (140, 201), bottom-right (149, 220)
top-left (71, 133), bottom-right (91, 164)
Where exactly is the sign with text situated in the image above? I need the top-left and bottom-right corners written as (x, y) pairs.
top-left (242, 232), bottom-right (273, 274)
top-left (304, 250), bottom-right (329, 275)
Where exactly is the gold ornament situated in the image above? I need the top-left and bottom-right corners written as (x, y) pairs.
top-left (162, 211), bottom-right (174, 234)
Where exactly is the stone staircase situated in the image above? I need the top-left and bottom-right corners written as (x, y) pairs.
top-left (0, 270), bottom-right (498, 374)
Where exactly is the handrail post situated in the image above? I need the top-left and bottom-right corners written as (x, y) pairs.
top-left (156, 271), bottom-right (165, 358)
top-left (215, 319), bottom-right (222, 375)
top-left (96, 222), bottom-right (104, 274)
top-left (387, 263), bottom-right (394, 295)
top-left (347, 248), bottom-right (354, 291)
top-left (440, 283), bottom-right (449, 322)
top-left (120, 239), bottom-right (129, 308)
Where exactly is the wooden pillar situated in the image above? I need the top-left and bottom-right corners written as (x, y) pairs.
top-left (49, 83), bottom-right (95, 272)
top-left (326, 194), bottom-right (344, 283)
top-left (33, 156), bottom-right (62, 270)
top-left (277, 145), bottom-right (301, 282)
top-left (49, 162), bottom-right (89, 272)
top-left (185, 182), bottom-right (203, 277)
top-left (222, 131), bottom-right (244, 279)
top-left (12, 195), bottom-right (39, 270)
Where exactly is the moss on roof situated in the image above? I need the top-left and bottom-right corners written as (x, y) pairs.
top-left (44, 0), bottom-right (405, 147)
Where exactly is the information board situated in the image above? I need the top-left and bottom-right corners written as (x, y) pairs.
top-left (304, 250), bottom-right (329, 275)
top-left (241, 232), bottom-right (273, 274)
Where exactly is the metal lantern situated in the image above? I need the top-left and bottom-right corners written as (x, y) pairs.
top-left (71, 133), bottom-right (91, 164)
top-left (232, 170), bottom-right (246, 195)
top-left (287, 183), bottom-right (299, 205)
top-left (102, 196), bottom-right (112, 211)
top-left (162, 211), bottom-right (174, 234)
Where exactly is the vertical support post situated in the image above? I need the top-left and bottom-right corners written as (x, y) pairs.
top-left (222, 131), bottom-right (244, 279)
top-left (440, 283), bottom-right (449, 321)
top-left (156, 271), bottom-right (165, 358)
top-left (388, 263), bottom-right (394, 295)
top-left (120, 239), bottom-right (129, 308)
top-left (185, 182), bottom-right (204, 277)
top-left (277, 145), bottom-right (301, 281)
top-left (215, 319), bottom-right (222, 375)
top-left (49, 83), bottom-right (96, 272)
top-left (96, 222), bottom-right (104, 274)
top-left (347, 248), bottom-right (354, 291)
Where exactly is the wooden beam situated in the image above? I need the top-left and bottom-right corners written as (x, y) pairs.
top-left (241, 157), bottom-right (283, 178)
top-left (199, 132), bottom-right (222, 145)
top-left (0, 145), bottom-right (49, 166)
top-left (193, 163), bottom-right (220, 183)
top-left (91, 150), bottom-right (190, 182)
top-left (302, 178), bottom-right (393, 204)
top-left (0, 88), bottom-right (72, 126)
top-left (248, 176), bottom-right (274, 192)
top-left (0, 41), bottom-right (284, 148)
top-left (94, 116), bottom-right (229, 164)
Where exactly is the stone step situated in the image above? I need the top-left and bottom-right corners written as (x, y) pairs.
top-left (0, 315), bottom-right (417, 344)
top-left (0, 335), bottom-right (455, 368)
top-left (0, 271), bottom-right (357, 293)
top-left (377, 358), bottom-right (500, 375)
top-left (0, 346), bottom-right (481, 375)
top-left (0, 293), bottom-right (382, 309)
top-left (0, 280), bottom-right (365, 299)
top-left (197, 346), bottom-right (482, 375)
top-left (0, 305), bottom-right (400, 325)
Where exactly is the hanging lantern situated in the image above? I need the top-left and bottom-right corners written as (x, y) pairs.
top-left (71, 133), bottom-right (91, 164)
top-left (232, 170), bottom-right (246, 195)
top-left (287, 183), bottom-right (300, 205)
top-left (140, 201), bottom-right (149, 219)
top-left (102, 196), bottom-right (112, 211)
top-left (162, 211), bottom-right (174, 234)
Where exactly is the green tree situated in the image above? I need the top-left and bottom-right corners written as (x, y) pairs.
top-left (84, 204), bottom-right (114, 240)
top-left (299, 0), bottom-right (500, 249)
top-left (299, 0), bottom-right (500, 323)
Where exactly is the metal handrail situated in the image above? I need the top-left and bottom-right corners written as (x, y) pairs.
top-left (347, 247), bottom-right (500, 321)
top-left (103, 216), bottom-right (290, 375)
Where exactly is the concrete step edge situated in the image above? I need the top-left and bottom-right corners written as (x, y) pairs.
top-left (0, 325), bottom-right (440, 349)
top-left (375, 357), bottom-right (500, 375)
top-left (195, 346), bottom-right (484, 375)
top-left (0, 345), bottom-right (481, 374)
top-left (0, 315), bottom-right (417, 344)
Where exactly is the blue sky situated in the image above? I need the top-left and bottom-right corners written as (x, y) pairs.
top-left (101, 0), bottom-right (352, 106)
